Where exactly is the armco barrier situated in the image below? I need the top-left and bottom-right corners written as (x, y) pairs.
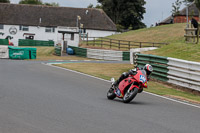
top-left (135, 54), bottom-right (200, 91)
top-left (87, 49), bottom-right (123, 61)
top-left (167, 58), bottom-right (200, 91)
top-left (135, 54), bottom-right (169, 81)
top-left (68, 46), bottom-right (130, 61)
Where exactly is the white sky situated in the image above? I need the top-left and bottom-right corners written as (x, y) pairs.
top-left (10, 0), bottom-right (186, 27)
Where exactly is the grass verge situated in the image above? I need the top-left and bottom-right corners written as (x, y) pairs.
top-left (54, 63), bottom-right (200, 104)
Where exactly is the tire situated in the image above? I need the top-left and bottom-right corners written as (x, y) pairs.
top-left (107, 87), bottom-right (116, 100)
top-left (123, 87), bottom-right (138, 103)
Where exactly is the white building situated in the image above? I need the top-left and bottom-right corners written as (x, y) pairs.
top-left (0, 3), bottom-right (117, 47)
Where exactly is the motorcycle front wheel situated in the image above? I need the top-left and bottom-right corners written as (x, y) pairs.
top-left (107, 87), bottom-right (116, 100)
top-left (123, 87), bottom-right (138, 103)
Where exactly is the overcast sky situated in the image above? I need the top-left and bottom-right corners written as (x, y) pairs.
top-left (10, 0), bottom-right (186, 27)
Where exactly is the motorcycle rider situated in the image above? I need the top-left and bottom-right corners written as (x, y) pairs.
top-left (113, 64), bottom-right (153, 88)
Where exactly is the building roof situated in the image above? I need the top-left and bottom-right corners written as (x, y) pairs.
top-left (159, 2), bottom-right (199, 25)
top-left (0, 3), bottom-right (117, 31)
top-left (178, 2), bottom-right (199, 16)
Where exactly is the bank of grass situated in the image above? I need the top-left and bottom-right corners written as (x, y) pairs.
top-left (145, 42), bottom-right (200, 62)
top-left (55, 63), bottom-right (200, 104)
top-left (81, 23), bottom-right (200, 62)
top-left (108, 23), bottom-right (185, 43)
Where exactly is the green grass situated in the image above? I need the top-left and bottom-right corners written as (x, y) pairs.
top-left (113, 23), bottom-right (200, 62)
top-left (146, 42), bottom-right (200, 62)
top-left (108, 23), bottom-right (185, 43)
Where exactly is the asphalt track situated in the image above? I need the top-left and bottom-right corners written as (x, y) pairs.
top-left (0, 60), bottom-right (200, 133)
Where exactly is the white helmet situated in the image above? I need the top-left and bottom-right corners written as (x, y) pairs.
top-left (144, 64), bottom-right (153, 76)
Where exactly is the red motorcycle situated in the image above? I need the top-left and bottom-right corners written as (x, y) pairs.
top-left (107, 69), bottom-right (148, 103)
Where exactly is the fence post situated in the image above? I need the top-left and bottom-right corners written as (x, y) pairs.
top-left (197, 25), bottom-right (200, 44)
top-left (87, 35), bottom-right (88, 45)
top-left (110, 39), bottom-right (112, 49)
top-left (128, 41), bottom-right (130, 50)
top-left (93, 37), bottom-right (95, 46)
top-left (101, 37), bottom-right (103, 48)
top-left (153, 43), bottom-right (155, 47)
top-left (118, 40), bottom-right (120, 50)
top-left (140, 42), bottom-right (142, 48)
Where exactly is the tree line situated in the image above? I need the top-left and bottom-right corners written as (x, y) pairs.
top-left (0, 0), bottom-right (59, 7)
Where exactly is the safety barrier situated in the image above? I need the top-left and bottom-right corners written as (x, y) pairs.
top-left (68, 46), bottom-right (130, 61)
top-left (134, 53), bottom-right (200, 91)
top-left (0, 39), bottom-right (9, 45)
top-left (54, 46), bottom-right (62, 56)
top-left (0, 46), bottom-right (36, 59)
top-left (0, 46), bottom-right (9, 58)
top-left (135, 54), bottom-right (169, 82)
top-left (68, 46), bottom-right (87, 57)
top-left (19, 39), bottom-right (54, 46)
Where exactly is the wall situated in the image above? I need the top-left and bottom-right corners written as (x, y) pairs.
top-left (0, 25), bottom-right (57, 46)
top-left (0, 24), bottom-right (117, 47)
top-left (85, 29), bottom-right (117, 38)
top-left (173, 16), bottom-right (199, 23)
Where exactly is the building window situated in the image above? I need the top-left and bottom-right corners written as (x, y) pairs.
top-left (0, 24), bottom-right (4, 30)
top-left (23, 33), bottom-right (35, 40)
top-left (79, 29), bottom-right (86, 33)
top-left (71, 33), bottom-right (74, 40)
top-left (45, 27), bottom-right (55, 33)
top-left (19, 25), bottom-right (29, 31)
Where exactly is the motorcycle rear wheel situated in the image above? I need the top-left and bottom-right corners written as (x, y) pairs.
top-left (107, 87), bottom-right (116, 100)
top-left (123, 87), bottom-right (138, 103)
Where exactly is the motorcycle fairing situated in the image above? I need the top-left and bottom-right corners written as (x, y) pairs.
top-left (116, 77), bottom-right (135, 98)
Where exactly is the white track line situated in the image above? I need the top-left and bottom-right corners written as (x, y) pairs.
top-left (44, 63), bottom-right (200, 109)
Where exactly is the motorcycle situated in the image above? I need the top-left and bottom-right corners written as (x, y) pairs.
top-left (107, 69), bottom-right (148, 103)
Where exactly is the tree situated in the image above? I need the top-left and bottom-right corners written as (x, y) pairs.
top-left (0, 0), bottom-right (10, 3)
top-left (171, 0), bottom-right (182, 16)
top-left (87, 3), bottom-right (94, 8)
top-left (19, 0), bottom-right (43, 5)
top-left (87, 3), bottom-right (102, 9)
top-left (97, 0), bottom-right (146, 30)
top-left (182, 0), bottom-right (194, 3)
top-left (44, 2), bottom-right (59, 7)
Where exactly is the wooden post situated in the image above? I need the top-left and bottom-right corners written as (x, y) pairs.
top-left (93, 37), bottom-right (95, 46)
top-left (101, 37), bottom-right (103, 48)
top-left (118, 40), bottom-right (120, 50)
top-left (197, 25), bottom-right (200, 44)
top-left (140, 42), bottom-right (142, 48)
top-left (110, 39), bottom-right (112, 49)
top-left (87, 34), bottom-right (88, 45)
top-left (128, 41), bottom-right (130, 50)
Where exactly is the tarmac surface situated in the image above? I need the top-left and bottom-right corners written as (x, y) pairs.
top-left (0, 59), bottom-right (200, 133)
